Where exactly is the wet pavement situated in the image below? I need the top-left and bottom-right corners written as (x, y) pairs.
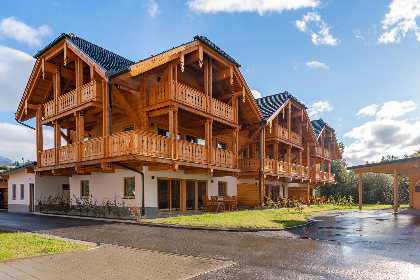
top-left (0, 209), bottom-right (419, 279)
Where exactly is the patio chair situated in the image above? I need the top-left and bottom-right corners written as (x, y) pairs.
top-left (211, 196), bottom-right (224, 212)
top-left (229, 196), bottom-right (238, 211)
top-left (201, 196), bottom-right (211, 212)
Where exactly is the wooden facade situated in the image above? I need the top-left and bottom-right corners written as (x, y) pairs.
top-left (15, 34), bottom-right (262, 177)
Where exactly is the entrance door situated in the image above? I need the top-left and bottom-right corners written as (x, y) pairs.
top-left (29, 183), bottom-right (35, 212)
top-left (157, 179), bottom-right (181, 212)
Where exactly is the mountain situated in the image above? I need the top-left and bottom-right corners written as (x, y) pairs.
top-left (0, 156), bottom-right (12, 166)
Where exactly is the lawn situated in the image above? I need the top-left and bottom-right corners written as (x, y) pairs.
top-left (0, 229), bottom-right (93, 260)
top-left (145, 204), bottom-right (409, 229)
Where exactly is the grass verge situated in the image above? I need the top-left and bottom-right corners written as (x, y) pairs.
top-left (145, 204), bottom-right (409, 229)
top-left (0, 230), bottom-right (93, 260)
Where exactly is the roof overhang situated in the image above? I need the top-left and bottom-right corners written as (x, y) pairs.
top-left (348, 156), bottom-right (420, 176)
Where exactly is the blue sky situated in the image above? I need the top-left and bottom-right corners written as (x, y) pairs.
top-left (1, 0), bottom-right (420, 165)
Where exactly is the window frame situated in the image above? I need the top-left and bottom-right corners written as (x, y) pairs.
top-left (124, 177), bottom-right (135, 198)
top-left (81, 180), bottom-right (89, 198)
top-left (12, 184), bottom-right (16, 200)
top-left (218, 181), bottom-right (227, 197)
top-left (20, 184), bottom-right (24, 200)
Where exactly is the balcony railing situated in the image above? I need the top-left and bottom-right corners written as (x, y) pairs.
top-left (313, 171), bottom-right (335, 183)
top-left (43, 81), bottom-right (102, 119)
top-left (148, 81), bottom-right (236, 123)
top-left (39, 130), bottom-right (236, 170)
top-left (238, 158), bottom-right (311, 179)
top-left (315, 146), bottom-right (331, 159)
top-left (266, 125), bottom-right (301, 146)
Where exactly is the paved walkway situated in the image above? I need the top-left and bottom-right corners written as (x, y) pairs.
top-left (0, 245), bottom-right (233, 280)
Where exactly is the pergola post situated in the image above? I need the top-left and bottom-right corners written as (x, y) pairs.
top-left (394, 169), bottom-right (398, 213)
top-left (358, 173), bottom-right (362, 211)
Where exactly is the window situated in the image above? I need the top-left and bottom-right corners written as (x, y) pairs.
top-left (81, 181), bottom-right (89, 197)
top-left (217, 142), bottom-right (227, 150)
top-left (186, 135), bottom-right (197, 143)
top-left (20, 184), bottom-right (24, 200)
top-left (197, 139), bottom-right (205, 146)
top-left (242, 149), bottom-right (247, 159)
top-left (218, 182), bottom-right (227, 196)
top-left (62, 184), bottom-right (70, 191)
top-left (12, 184), bottom-right (16, 200)
top-left (158, 179), bottom-right (181, 212)
top-left (124, 177), bottom-right (135, 197)
top-left (158, 128), bottom-right (169, 137)
top-left (124, 126), bottom-right (134, 132)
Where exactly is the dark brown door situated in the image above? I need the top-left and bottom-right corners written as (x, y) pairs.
top-left (29, 183), bottom-right (34, 212)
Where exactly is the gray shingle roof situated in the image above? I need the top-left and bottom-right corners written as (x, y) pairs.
top-left (0, 161), bottom-right (36, 176)
top-left (255, 92), bottom-right (306, 120)
top-left (311, 119), bottom-right (326, 138)
top-left (194, 36), bottom-right (240, 67)
top-left (34, 33), bottom-right (135, 72)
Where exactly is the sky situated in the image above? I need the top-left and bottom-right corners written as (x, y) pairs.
top-left (1, 0), bottom-right (420, 166)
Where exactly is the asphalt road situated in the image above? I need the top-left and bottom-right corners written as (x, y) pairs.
top-left (1, 209), bottom-right (419, 279)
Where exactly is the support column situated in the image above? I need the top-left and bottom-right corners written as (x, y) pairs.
top-left (76, 111), bottom-right (85, 161)
top-left (169, 107), bottom-right (174, 159)
top-left (54, 120), bottom-right (61, 164)
top-left (359, 173), bottom-right (363, 211)
top-left (307, 182), bottom-right (311, 206)
top-left (394, 169), bottom-right (398, 213)
top-left (287, 146), bottom-right (291, 175)
top-left (173, 107), bottom-right (178, 160)
top-left (287, 103), bottom-right (291, 142)
top-left (36, 106), bottom-right (43, 165)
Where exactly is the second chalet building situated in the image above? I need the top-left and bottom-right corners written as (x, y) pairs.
top-left (7, 34), bottom-right (340, 214)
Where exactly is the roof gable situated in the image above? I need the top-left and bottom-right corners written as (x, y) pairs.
top-left (255, 91), bottom-right (306, 120)
top-left (35, 33), bottom-right (135, 72)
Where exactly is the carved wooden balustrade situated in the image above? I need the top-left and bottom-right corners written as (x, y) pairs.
top-left (266, 125), bottom-right (301, 146)
top-left (315, 146), bottom-right (331, 159)
top-left (238, 158), bottom-right (310, 178)
top-left (148, 81), bottom-right (236, 123)
top-left (43, 81), bottom-right (102, 119)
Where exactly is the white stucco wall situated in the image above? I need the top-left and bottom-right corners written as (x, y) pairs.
top-left (68, 168), bottom-right (244, 208)
top-left (35, 176), bottom-right (70, 201)
top-left (7, 171), bottom-right (35, 209)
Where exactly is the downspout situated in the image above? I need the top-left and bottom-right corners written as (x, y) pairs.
top-left (258, 119), bottom-right (267, 210)
top-left (113, 162), bottom-right (145, 217)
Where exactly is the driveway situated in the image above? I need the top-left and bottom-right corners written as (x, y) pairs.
top-left (0, 209), bottom-right (419, 279)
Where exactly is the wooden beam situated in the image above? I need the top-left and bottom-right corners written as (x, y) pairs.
top-left (359, 173), bottom-right (362, 211)
top-left (183, 119), bottom-right (206, 128)
top-left (61, 131), bottom-right (71, 144)
top-left (149, 107), bottom-right (169, 118)
top-left (394, 169), bottom-right (398, 213)
top-left (148, 164), bottom-right (170, 171)
top-left (112, 85), bottom-right (141, 128)
top-left (213, 68), bottom-right (231, 83)
top-left (238, 129), bottom-right (261, 155)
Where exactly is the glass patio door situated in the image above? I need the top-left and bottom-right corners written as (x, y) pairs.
top-left (158, 179), bottom-right (181, 212)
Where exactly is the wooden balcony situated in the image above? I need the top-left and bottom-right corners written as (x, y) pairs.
top-left (313, 171), bottom-right (335, 183)
top-left (266, 125), bottom-right (302, 146)
top-left (39, 130), bottom-right (236, 170)
top-left (239, 158), bottom-right (310, 178)
top-left (148, 81), bottom-right (236, 123)
top-left (43, 81), bottom-right (102, 119)
top-left (315, 146), bottom-right (331, 159)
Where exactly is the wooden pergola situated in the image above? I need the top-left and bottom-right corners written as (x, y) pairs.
top-left (348, 157), bottom-right (420, 213)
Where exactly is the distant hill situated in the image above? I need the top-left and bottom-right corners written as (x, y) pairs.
top-left (0, 156), bottom-right (12, 166)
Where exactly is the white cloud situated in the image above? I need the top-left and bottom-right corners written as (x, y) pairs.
top-left (0, 45), bottom-right (35, 111)
top-left (307, 101), bottom-right (333, 117)
top-left (353, 29), bottom-right (364, 40)
top-left (345, 100), bottom-right (418, 165)
top-left (0, 17), bottom-right (52, 47)
top-left (251, 89), bottom-right (262, 99)
top-left (0, 123), bottom-right (53, 162)
top-left (306, 61), bottom-right (329, 69)
top-left (295, 12), bottom-right (339, 46)
top-left (187, 0), bottom-right (320, 15)
top-left (246, 68), bottom-right (254, 73)
top-left (376, 100), bottom-right (416, 119)
top-left (145, 0), bottom-right (161, 18)
top-left (357, 104), bottom-right (379, 117)
top-left (344, 118), bottom-right (420, 166)
top-left (378, 0), bottom-right (420, 44)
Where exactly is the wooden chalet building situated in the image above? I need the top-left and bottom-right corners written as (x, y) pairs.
top-left (9, 34), bottom-right (340, 214)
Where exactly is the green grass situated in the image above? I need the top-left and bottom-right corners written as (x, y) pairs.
top-left (0, 230), bottom-right (93, 260)
top-left (145, 204), bottom-right (409, 229)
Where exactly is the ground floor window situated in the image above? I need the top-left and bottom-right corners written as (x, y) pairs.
top-left (158, 179), bottom-right (181, 212)
top-left (62, 184), bottom-right (70, 191)
top-left (218, 182), bottom-right (227, 196)
top-left (266, 185), bottom-right (280, 201)
top-left (12, 184), bottom-right (16, 200)
top-left (81, 180), bottom-right (89, 197)
top-left (186, 180), bottom-right (207, 211)
top-left (124, 177), bottom-right (135, 197)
